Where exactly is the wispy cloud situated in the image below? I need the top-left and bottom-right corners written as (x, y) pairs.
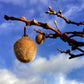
top-left (0, 69), bottom-right (84, 84)
top-left (54, 74), bottom-right (84, 84)
top-left (30, 54), bottom-right (84, 74)
top-left (64, 2), bottom-right (84, 19)
top-left (0, 69), bottom-right (29, 84)
top-left (29, 0), bottom-right (49, 5)
top-left (0, 0), bottom-right (27, 6)
top-left (10, 54), bottom-right (84, 84)
top-left (0, 54), bottom-right (84, 84)
top-left (0, 22), bottom-right (25, 35)
top-left (0, 69), bottom-right (42, 84)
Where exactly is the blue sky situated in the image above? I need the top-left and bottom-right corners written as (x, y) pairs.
top-left (0, 0), bottom-right (84, 84)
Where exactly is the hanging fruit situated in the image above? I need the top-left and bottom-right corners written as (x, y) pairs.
top-left (35, 34), bottom-right (45, 44)
top-left (13, 35), bottom-right (37, 63)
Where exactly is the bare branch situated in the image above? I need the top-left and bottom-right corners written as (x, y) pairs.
top-left (34, 28), bottom-right (45, 34)
top-left (57, 48), bottom-right (70, 53)
top-left (76, 47), bottom-right (84, 52)
top-left (66, 30), bottom-right (84, 38)
top-left (69, 34), bottom-right (84, 38)
top-left (69, 53), bottom-right (84, 59)
top-left (54, 20), bottom-right (60, 32)
top-left (4, 15), bottom-right (61, 34)
top-left (4, 5), bottom-right (84, 59)
top-left (66, 30), bottom-right (84, 34)
top-left (46, 6), bottom-right (84, 26)
top-left (57, 48), bottom-right (84, 59)
top-left (34, 29), bottom-right (57, 38)
top-left (4, 15), bottom-right (84, 46)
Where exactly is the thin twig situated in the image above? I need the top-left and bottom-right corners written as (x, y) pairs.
top-left (76, 47), bottom-right (84, 52)
top-left (54, 20), bottom-right (60, 32)
top-left (69, 53), bottom-right (84, 59)
top-left (57, 48), bottom-right (84, 59)
top-left (66, 31), bottom-right (84, 34)
top-left (69, 34), bottom-right (84, 38)
top-left (34, 29), bottom-right (57, 38)
top-left (46, 6), bottom-right (84, 26)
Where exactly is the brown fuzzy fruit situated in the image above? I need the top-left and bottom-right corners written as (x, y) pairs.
top-left (35, 34), bottom-right (45, 44)
top-left (14, 36), bottom-right (37, 63)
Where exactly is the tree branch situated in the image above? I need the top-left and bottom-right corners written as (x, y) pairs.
top-left (4, 15), bottom-right (58, 32)
top-left (57, 48), bottom-right (84, 59)
top-left (69, 34), bottom-right (84, 38)
top-left (4, 15), bottom-right (79, 45)
top-left (46, 6), bottom-right (84, 26)
top-left (4, 6), bottom-right (84, 59)
top-left (54, 20), bottom-right (60, 32)
top-left (69, 53), bottom-right (84, 59)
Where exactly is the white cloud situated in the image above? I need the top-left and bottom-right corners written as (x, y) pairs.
top-left (54, 74), bottom-right (84, 84)
top-left (0, 69), bottom-right (42, 84)
top-left (30, 54), bottom-right (84, 74)
top-left (0, 69), bottom-right (27, 84)
top-left (11, 54), bottom-right (84, 83)
top-left (0, 54), bottom-right (84, 84)
top-left (0, 69), bottom-right (83, 84)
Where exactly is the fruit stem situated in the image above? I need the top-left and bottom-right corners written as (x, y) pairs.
top-left (24, 25), bottom-right (28, 36)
